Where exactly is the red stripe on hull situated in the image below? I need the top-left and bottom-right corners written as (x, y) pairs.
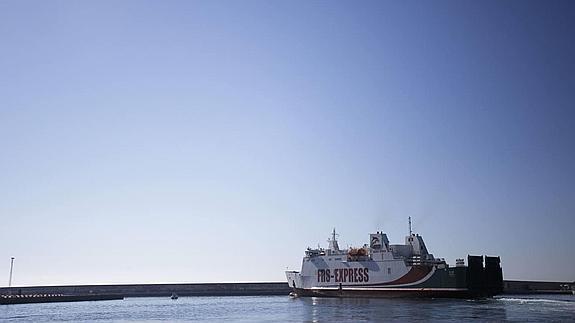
top-left (380, 265), bottom-right (432, 286)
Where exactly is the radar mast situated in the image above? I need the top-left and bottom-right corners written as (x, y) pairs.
top-left (328, 228), bottom-right (340, 251)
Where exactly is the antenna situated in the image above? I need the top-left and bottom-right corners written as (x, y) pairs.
top-left (409, 217), bottom-right (412, 236)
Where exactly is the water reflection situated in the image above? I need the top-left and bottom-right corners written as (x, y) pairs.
top-left (297, 296), bottom-right (508, 322)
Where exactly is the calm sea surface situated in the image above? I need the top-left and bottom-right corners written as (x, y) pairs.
top-left (1, 294), bottom-right (573, 322)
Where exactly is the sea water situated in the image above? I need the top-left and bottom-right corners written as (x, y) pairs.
top-left (1, 294), bottom-right (573, 322)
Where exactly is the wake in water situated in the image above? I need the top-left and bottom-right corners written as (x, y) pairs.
top-left (495, 295), bottom-right (575, 304)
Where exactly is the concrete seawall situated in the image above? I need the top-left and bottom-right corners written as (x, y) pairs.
top-left (0, 280), bottom-right (572, 297)
top-left (504, 280), bottom-right (574, 294)
top-left (0, 282), bottom-right (291, 298)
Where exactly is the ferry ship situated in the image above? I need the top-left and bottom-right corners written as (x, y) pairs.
top-left (286, 219), bottom-right (503, 298)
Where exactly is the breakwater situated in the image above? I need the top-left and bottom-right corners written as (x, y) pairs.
top-left (504, 280), bottom-right (574, 294)
top-left (0, 282), bottom-right (290, 298)
top-left (0, 294), bottom-right (123, 305)
top-left (0, 280), bottom-right (572, 298)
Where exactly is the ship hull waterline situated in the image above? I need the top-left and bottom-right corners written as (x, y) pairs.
top-left (291, 287), bottom-right (492, 299)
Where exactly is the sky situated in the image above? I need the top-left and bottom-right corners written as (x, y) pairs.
top-left (1, 0), bottom-right (574, 286)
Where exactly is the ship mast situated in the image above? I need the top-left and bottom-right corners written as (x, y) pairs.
top-left (328, 228), bottom-right (340, 251)
top-left (409, 216), bottom-right (412, 236)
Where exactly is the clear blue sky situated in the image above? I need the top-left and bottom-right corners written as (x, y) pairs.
top-left (1, 0), bottom-right (573, 286)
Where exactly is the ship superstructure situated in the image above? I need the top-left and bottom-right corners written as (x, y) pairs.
top-left (286, 219), bottom-right (503, 298)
